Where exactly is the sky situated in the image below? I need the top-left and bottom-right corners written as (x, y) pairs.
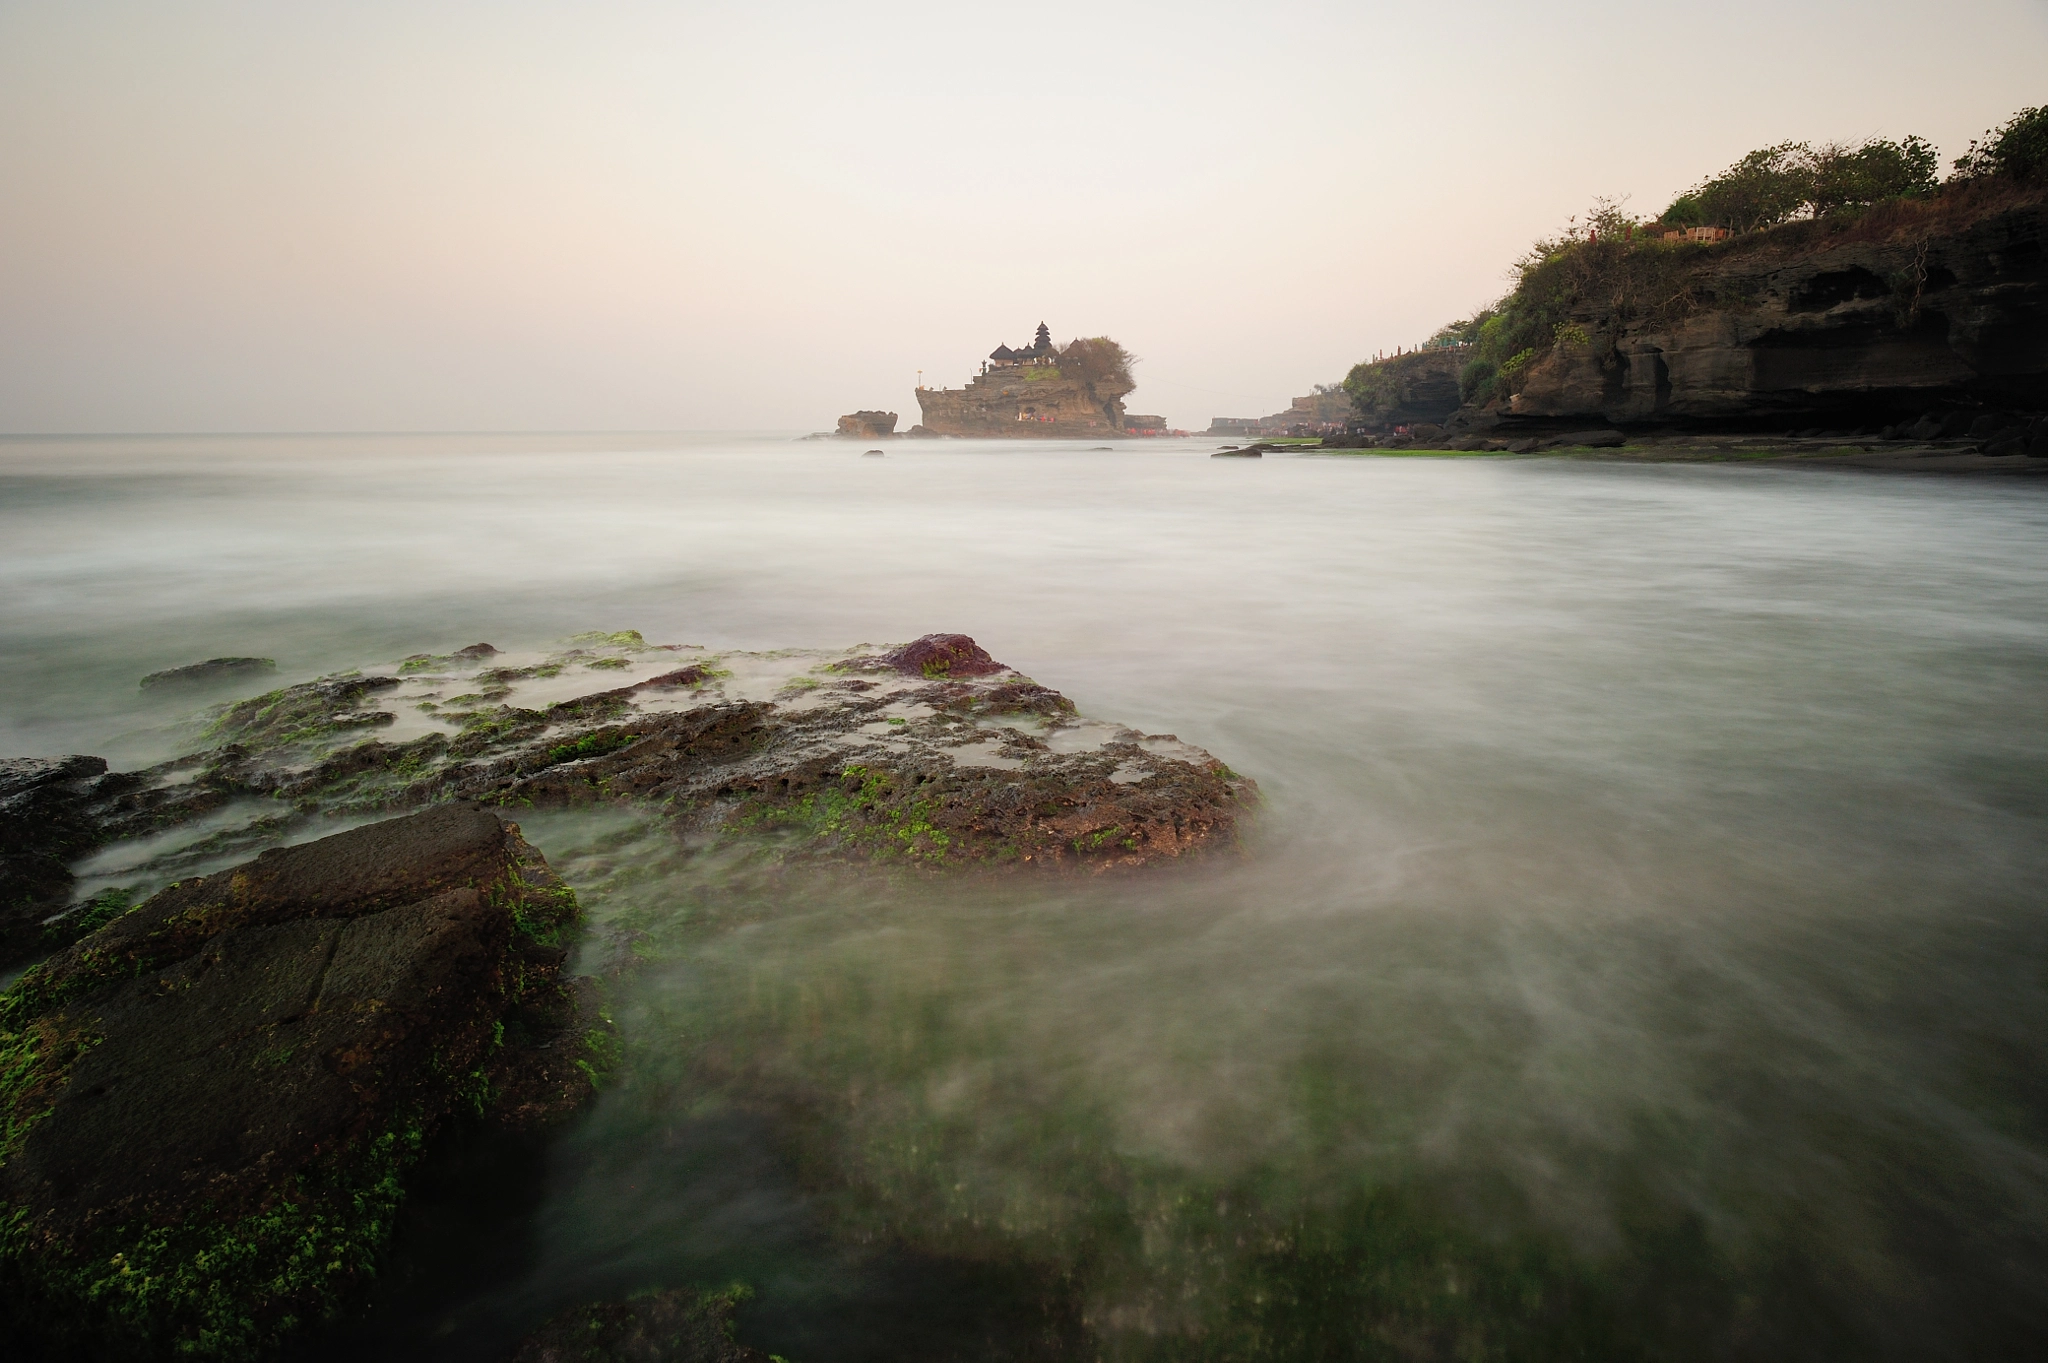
top-left (1, 0), bottom-right (2044, 433)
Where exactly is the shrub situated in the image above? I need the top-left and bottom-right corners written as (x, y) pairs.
top-left (1458, 358), bottom-right (1498, 404)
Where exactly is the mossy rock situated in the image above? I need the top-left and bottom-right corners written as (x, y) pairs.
top-left (0, 805), bottom-right (607, 1360)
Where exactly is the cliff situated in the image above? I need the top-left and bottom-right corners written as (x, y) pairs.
top-left (917, 367), bottom-right (1133, 437)
top-left (1338, 351), bottom-right (1466, 431)
top-left (1465, 187), bottom-right (2048, 432)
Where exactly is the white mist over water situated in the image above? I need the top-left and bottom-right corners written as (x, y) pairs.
top-left (5, 433), bottom-right (2048, 1357)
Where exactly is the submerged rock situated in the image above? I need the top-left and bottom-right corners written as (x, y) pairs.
top-left (506, 1287), bottom-right (770, 1363)
top-left (138, 656), bottom-right (277, 690)
top-left (0, 805), bottom-right (605, 1360)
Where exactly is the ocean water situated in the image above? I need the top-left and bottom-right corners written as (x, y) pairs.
top-left (4, 432), bottom-right (2048, 1361)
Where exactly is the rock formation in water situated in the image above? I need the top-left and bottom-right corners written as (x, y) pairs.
top-left (6, 632), bottom-right (1255, 957)
top-left (915, 324), bottom-right (1137, 437)
top-left (1460, 189), bottom-right (2048, 433)
top-left (835, 410), bottom-right (897, 438)
top-left (0, 805), bottom-right (603, 1360)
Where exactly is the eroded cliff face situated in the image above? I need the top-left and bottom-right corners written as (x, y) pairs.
top-left (915, 366), bottom-right (1134, 437)
top-left (1492, 192), bottom-right (2047, 429)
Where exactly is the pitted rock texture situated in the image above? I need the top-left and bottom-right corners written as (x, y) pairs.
top-left (0, 805), bottom-right (602, 1360)
top-left (1497, 192), bottom-right (2047, 428)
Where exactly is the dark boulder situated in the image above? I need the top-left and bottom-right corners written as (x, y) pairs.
top-left (506, 1287), bottom-right (770, 1363)
top-left (0, 756), bottom-right (112, 965)
top-left (139, 657), bottom-right (278, 690)
top-left (0, 805), bottom-right (603, 1360)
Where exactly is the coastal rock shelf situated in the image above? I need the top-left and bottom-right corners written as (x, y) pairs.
top-left (9, 633), bottom-right (1256, 960)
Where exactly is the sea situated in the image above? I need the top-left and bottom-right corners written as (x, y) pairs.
top-left (4, 432), bottom-right (2047, 1361)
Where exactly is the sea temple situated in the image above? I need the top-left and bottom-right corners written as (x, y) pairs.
top-left (914, 322), bottom-right (1138, 437)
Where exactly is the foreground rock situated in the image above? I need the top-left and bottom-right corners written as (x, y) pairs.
top-left (0, 805), bottom-right (604, 1360)
top-left (507, 1287), bottom-right (770, 1363)
top-left (34, 633), bottom-right (1253, 905)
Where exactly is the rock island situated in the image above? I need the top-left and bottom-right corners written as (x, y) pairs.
top-left (915, 323), bottom-right (1138, 437)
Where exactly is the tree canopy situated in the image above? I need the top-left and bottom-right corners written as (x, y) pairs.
top-left (1059, 337), bottom-right (1136, 391)
top-left (1660, 136), bottom-right (1937, 232)
top-left (1953, 106), bottom-right (2048, 182)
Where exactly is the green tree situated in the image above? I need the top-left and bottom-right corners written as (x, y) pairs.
top-left (1058, 337), bottom-right (1135, 391)
top-left (1807, 136), bottom-right (1938, 214)
top-left (1952, 106), bottom-right (2048, 181)
top-left (1693, 141), bottom-right (1814, 232)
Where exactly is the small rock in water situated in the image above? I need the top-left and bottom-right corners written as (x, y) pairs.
top-left (138, 656), bottom-right (276, 689)
top-left (863, 449), bottom-right (885, 456)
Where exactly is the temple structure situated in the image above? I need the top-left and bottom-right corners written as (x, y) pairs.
top-left (915, 322), bottom-right (1136, 438)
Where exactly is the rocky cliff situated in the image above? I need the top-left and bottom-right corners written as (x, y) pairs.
top-left (1471, 188), bottom-right (2047, 431)
top-left (916, 365), bottom-right (1133, 437)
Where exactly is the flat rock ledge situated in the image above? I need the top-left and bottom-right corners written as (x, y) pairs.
top-left (0, 805), bottom-right (607, 1361)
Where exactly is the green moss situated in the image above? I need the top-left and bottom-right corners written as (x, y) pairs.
top-left (43, 889), bottom-right (137, 947)
top-left (737, 764), bottom-right (954, 865)
top-left (584, 657), bottom-right (630, 671)
top-left (567, 630), bottom-right (645, 648)
top-left (544, 731), bottom-right (639, 767)
top-left (1, 1118), bottom-right (427, 1360)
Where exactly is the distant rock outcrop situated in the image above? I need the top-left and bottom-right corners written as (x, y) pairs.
top-left (836, 410), bottom-right (898, 438)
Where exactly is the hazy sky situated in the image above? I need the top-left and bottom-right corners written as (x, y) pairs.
top-left (2, 1), bottom-right (2043, 433)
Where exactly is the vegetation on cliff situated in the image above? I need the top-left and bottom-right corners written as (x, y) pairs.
top-left (1343, 103), bottom-right (2048, 419)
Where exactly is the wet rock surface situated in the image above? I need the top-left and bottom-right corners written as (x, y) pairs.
top-left (505, 1288), bottom-right (769, 1363)
top-left (0, 805), bottom-right (603, 1360)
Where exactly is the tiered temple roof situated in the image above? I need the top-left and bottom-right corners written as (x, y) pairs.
top-left (990, 322), bottom-right (1056, 365)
